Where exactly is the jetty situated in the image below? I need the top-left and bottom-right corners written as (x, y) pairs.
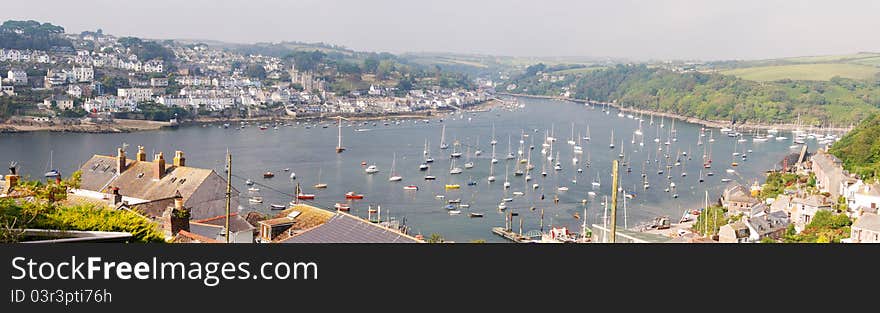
top-left (491, 227), bottom-right (536, 243)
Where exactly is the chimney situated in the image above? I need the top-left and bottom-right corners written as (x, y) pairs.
top-left (116, 147), bottom-right (126, 174)
top-left (136, 146), bottom-right (146, 161)
top-left (111, 186), bottom-right (123, 206)
top-left (173, 150), bottom-right (186, 167)
top-left (154, 152), bottom-right (166, 180)
top-left (4, 164), bottom-right (19, 192)
top-left (163, 191), bottom-right (189, 238)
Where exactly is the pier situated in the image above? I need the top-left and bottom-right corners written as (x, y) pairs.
top-left (491, 227), bottom-right (537, 243)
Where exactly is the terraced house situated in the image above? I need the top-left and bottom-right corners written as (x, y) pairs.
top-left (70, 145), bottom-right (253, 242)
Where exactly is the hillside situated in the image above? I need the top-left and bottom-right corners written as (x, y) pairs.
top-left (715, 52), bottom-right (880, 82)
top-left (828, 113), bottom-right (880, 180)
top-left (504, 64), bottom-right (880, 126)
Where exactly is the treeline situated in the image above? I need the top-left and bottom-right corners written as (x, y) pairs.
top-left (828, 113), bottom-right (880, 180)
top-left (0, 20), bottom-right (72, 51)
top-left (506, 64), bottom-right (880, 126)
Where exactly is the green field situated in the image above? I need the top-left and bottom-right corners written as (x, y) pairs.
top-left (552, 66), bottom-right (606, 75)
top-left (721, 63), bottom-right (879, 81)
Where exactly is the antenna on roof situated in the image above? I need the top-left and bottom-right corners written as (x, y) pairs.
top-left (8, 161), bottom-right (17, 175)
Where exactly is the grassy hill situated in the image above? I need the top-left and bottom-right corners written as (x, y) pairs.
top-left (716, 52), bottom-right (880, 82)
top-left (721, 63), bottom-right (879, 81)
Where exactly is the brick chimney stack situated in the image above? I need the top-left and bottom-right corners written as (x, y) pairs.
top-left (163, 191), bottom-right (189, 238)
top-left (173, 150), bottom-right (186, 167)
top-left (136, 146), bottom-right (146, 162)
top-left (111, 186), bottom-right (123, 206)
top-left (154, 152), bottom-right (166, 180)
top-left (116, 147), bottom-right (126, 174)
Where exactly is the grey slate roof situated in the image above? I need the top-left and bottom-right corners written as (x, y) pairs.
top-left (853, 214), bottom-right (880, 232)
top-left (280, 213), bottom-right (421, 243)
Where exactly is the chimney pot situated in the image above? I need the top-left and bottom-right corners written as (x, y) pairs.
top-left (136, 146), bottom-right (146, 161)
top-left (173, 150), bottom-right (186, 167)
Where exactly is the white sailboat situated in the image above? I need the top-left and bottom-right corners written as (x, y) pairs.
top-left (609, 129), bottom-right (615, 149)
top-left (335, 116), bottom-right (346, 153)
top-left (439, 124), bottom-right (449, 150)
top-left (505, 135), bottom-right (515, 160)
top-left (389, 153), bottom-right (402, 181)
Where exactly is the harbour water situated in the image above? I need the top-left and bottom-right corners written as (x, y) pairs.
top-left (0, 97), bottom-right (822, 242)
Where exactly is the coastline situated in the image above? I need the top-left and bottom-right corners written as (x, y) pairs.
top-left (499, 93), bottom-right (853, 133)
top-left (0, 99), bottom-right (504, 134)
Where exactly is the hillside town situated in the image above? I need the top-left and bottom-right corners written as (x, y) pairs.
top-left (1, 22), bottom-right (493, 132)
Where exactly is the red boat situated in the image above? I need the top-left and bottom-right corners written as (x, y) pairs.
top-left (297, 193), bottom-right (315, 200)
top-left (334, 203), bottom-right (350, 211)
top-left (263, 171), bottom-right (275, 178)
top-left (345, 191), bottom-right (364, 200)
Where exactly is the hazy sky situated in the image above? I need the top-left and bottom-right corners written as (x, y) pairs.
top-left (3, 0), bottom-right (880, 60)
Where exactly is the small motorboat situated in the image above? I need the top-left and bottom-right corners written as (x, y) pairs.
top-left (313, 183), bottom-right (328, 189)
top-left (403, 185), bottom-right (419, 191)
top-left (469, 212), bottom-right (484, 218)
top-left (448, 210), bottom-right (462, 215)
top-left (424, 175), bottom-right (437, 180)
top-left (419, 163), bottom-right (429, 171)
top-left (365, 165), bottom-right (379, 174)
top-left (248, 187), bottom-right (260, 192)
top-left (245, 179), bottom-right (254, 186)
top-left (334, 203), bottom-right (350, 211)
top-left (445, 184), bottom-right (461, 189)
top-left (345, 191), bottom-right (364, 199)
top-left (249, 196), bottom-right (264, 204)
top-left (270, 204), bottom-right (286, 210)
top-left (263, 171), bottom-right (275, 178)
top-left (297, 193), bottom-right (316, 200)
top-left (448, 198), bottom-right (461, 204)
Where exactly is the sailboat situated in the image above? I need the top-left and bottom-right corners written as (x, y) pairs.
top-left (44, 150), bottom-right (60, 178)
top-left (487, 156), bottom-right (497, 183)
top-left (474, 136), bottom-right (482, 156)
top-left (449, 156), bottom-right (463, 174)
top-left (313, 168), bottom-right (328, 188)
top-left (490, 123), bottom-right (498, 146)
top-left (567, 123), bottom-right (576, 145)
top-left (389, 153), bottom-right (403, 181)
top-left (503, 162), bottom-right (511, 189)
top-left (335, 116), bottom-right (346, 153)
top-left (584, 125), bottom-right (591, 142)
top-left (505, 135), bottom-right (515, 160)
top-left (450, 140), bottom-right (462, 158)
top-left (424, 139), bottom-right (434, 163)
top-left (464, 145), bottom-right (474, 169)
top-left (592, 172), bottom-right (601, 188)
top-left (609, 129), bottom-right (615, 149)
top-left (439, 124), bottom-right (449, 150)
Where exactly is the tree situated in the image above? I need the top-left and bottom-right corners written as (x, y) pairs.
top-left (426, 233), bottom-right (444, 243)
top-left (363, 57), bottom-right (379, 73)
top-left (376, 60), bottom-right (395, 80)
top-left (245, 64), bottom-right (267, 79)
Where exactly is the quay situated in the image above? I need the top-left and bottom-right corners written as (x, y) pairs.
top-left (491, 227), bottom-right (537, 243)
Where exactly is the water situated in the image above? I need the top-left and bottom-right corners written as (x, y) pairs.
top-left (0, 97), bottom-right (819, 242)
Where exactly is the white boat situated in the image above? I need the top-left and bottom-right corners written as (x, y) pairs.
top-left (249, 196), bottom-right (263, 204)
top-left (365, 165), bottom-right (379, 174)
top-left (389, 153), bottom-right (403, 181)
top-left (558, 186), bottom-right (569, 192)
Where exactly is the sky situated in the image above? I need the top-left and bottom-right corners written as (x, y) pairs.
top-left (3, 0), bottom-right (880, 61)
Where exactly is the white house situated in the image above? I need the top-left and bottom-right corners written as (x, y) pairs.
top-left (7, 69), bottom-right (27, 86)
top-left (843, 180), bottom-right (880, 214)
top-left (72, 67), bottom-right (94, 82)
top-left (117, 88), bottom-right (154, 102)
top-left (850, 213), bottom-right (880, 243)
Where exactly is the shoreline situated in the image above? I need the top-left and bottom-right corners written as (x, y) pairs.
top-left (499, 93), bottom-right (853, 133)
top-left (0, 99), bottom-right (504, 134)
